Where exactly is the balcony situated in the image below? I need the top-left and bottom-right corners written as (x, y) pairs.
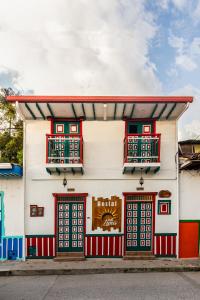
top-left (123, 134), bottom-right (161, 174)
top-left (45, 134), bottom-right (83, 175)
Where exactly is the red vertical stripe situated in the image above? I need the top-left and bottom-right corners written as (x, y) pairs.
top-left (98, 236), bottom-right (102, 256)
top-left (87, 236), bottom-right (91, 256)
top-left (46, 135), bottom-right (48, 163)
top-left (104, 236), bottom-right (108, 256)
top-left (115, 236), bottom-right (119, 256)
top-left (49, 237), bottom-right (54, 256)
top-left (110, 236), bottom-right (114, 256)
top-left (157, 236), bottom-right (159, 255)
top-left (118, 236), bottom-right (121, 256)
top-left (161, 236), bottom-right (166, 255)
top-left (32, 237), bottom-right (36, 247)
top-left (37, 238), bottom-right (42, 257)
top-left (27, 238), bottom-right (30, 256)
top-left (173, 235), bottom-right (176, 256)
top-left (84, 236), bottom-right (87, 256)
top-left (43, 238), bottom-right (48, 256)
top-left (92, 236), bottom-right (96, 256)
top-left (119, 236), bottom-right (122, 256)
top-left (167, 236), bottom-right (171, 256)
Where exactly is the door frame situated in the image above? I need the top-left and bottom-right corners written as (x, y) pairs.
top-left (53, 193), bottom-right (88, 254)
top-left (123, 192), bottom-right (157, 254)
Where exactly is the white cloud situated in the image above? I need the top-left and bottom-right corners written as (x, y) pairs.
top-left (171, 0), bottom-right (187, 10)
top-left (156, 0), bottom-right (187, 11)
top-left (192, 0), bottom-right (200, 19)
top-left (191, 37), bottom-right (200, 55)
top-left (176, 54), bottom-right (197, 71)
top-left (184, 120), bottom-right (200, 139)
top-left (168, 33), bottom-right (200, 72)
top-left (0, 0), bottom-right (161, 95)
top-left (156, 0), bottom-right (170, 10)
top-left (168, 34), bottom-right (185, 54)
top-left (170, 84), bottom-right (200, 140)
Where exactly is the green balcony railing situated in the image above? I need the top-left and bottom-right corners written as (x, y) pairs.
top-left (46, 134), bottom-right (83, 164)
top-left (124, 134), bottom-right (161, 163)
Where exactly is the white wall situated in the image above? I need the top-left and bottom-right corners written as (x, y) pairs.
top-left (24, 119), bottom-right (178, 235)
top-left (180, 171), bottom-right (200, 220)
top-left (0, 179), bottom-right (24, 236)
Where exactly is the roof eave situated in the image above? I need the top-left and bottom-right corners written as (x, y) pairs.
top-left (6, 95), bottom-right (193, 104)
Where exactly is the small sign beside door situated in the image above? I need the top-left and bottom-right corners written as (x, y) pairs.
top-left (158, 190), bottom-right (171, 198)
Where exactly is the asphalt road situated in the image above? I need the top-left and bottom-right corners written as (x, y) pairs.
top-left (1, 272), bottom-right (200, 300)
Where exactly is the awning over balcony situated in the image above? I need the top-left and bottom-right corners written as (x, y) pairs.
top-left (0, 163), bottom-right (23, 178)
top-left (46, 163), bottom-right (84, 175)
top-left (6, 96), bottom-right (193, 121)
top-left (123, 163), bottom-right (160, 174)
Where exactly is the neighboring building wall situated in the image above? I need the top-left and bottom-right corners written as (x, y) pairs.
top-left (24, 119), bottom-right (178, 258)
top-left (179, 171), bottom-right (200, 258)
top-left (180, 171), bottom-right (200, 220)
top-left (0, 180), bottom-right (24, 260)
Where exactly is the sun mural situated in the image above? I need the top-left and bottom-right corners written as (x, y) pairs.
top-left (92, 196), bottom-right (121, 232)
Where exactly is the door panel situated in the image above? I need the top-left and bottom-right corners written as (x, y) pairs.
top-left (126, 201), bottom-right (152, 251)
top-left (179, 222), bottom-right (199, 258)
top-left (57, 202), bottom-right (84, 252)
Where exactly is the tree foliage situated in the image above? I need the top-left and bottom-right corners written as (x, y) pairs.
top-left (0, 88), bottom-right (23, 165)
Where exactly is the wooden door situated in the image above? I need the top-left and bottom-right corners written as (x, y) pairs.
top-left (126, 201), bottom-right (153, 251)
top-left (57, 201), bottom-right (84, 252)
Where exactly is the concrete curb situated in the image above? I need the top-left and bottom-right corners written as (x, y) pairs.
top-left (1, 266), bottom-right (200, 276)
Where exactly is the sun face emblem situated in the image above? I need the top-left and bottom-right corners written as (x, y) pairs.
top-left (102, 213), bottom-right (117, 227)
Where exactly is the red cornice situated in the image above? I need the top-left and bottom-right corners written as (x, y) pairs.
top-left (52, 193), bottom-right (88, 197)
top-left (6, 95), bottom-right (193, 103)
top-left (123, 192), bottom-right (158, 196)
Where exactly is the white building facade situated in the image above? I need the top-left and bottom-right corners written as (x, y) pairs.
top-left (3, 95), bottom-right (192, 260)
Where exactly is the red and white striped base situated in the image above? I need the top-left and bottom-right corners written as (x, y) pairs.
top-left (25, 233), bottom-right (176, 258)
top-left (26, 236), bottom-right (55, 258)
top-left (154, 234), bottom-right (176, 257)
top-left (85, 235), bottom-right (124, 257)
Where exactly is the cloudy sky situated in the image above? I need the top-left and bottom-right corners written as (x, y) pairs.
top-left (0, 0), bottom-right (200, 139)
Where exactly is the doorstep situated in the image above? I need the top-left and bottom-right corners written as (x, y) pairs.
top-left (54, 252), bottom-right (85, 262)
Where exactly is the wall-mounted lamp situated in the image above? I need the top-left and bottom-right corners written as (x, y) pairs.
top-left (63, 170), bottom-right (67, 187)
top-left (139, 168), bottom-right (144, 187)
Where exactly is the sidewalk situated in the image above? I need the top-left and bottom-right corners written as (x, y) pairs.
top-left (1, 258), bottom-right (200, 276)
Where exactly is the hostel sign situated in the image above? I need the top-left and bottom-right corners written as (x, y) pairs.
top-left (92, 196), bottom-right (121, 232)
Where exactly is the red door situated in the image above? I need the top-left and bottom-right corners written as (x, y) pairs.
top-left (179, 222), bottom-right (199, 258)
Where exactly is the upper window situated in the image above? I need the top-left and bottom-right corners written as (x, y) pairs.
top-left (53, 121), bottom-right (81, 135)
top-left (127, 121), bottom-right (154, 134)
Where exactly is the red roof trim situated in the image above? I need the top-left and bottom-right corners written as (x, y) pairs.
top-left (6, 95), bottom-right (193, 103)
top-left (52, 193), bottom-right (88, 197)
top-left (123, 192), bottom-right (158, 196)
